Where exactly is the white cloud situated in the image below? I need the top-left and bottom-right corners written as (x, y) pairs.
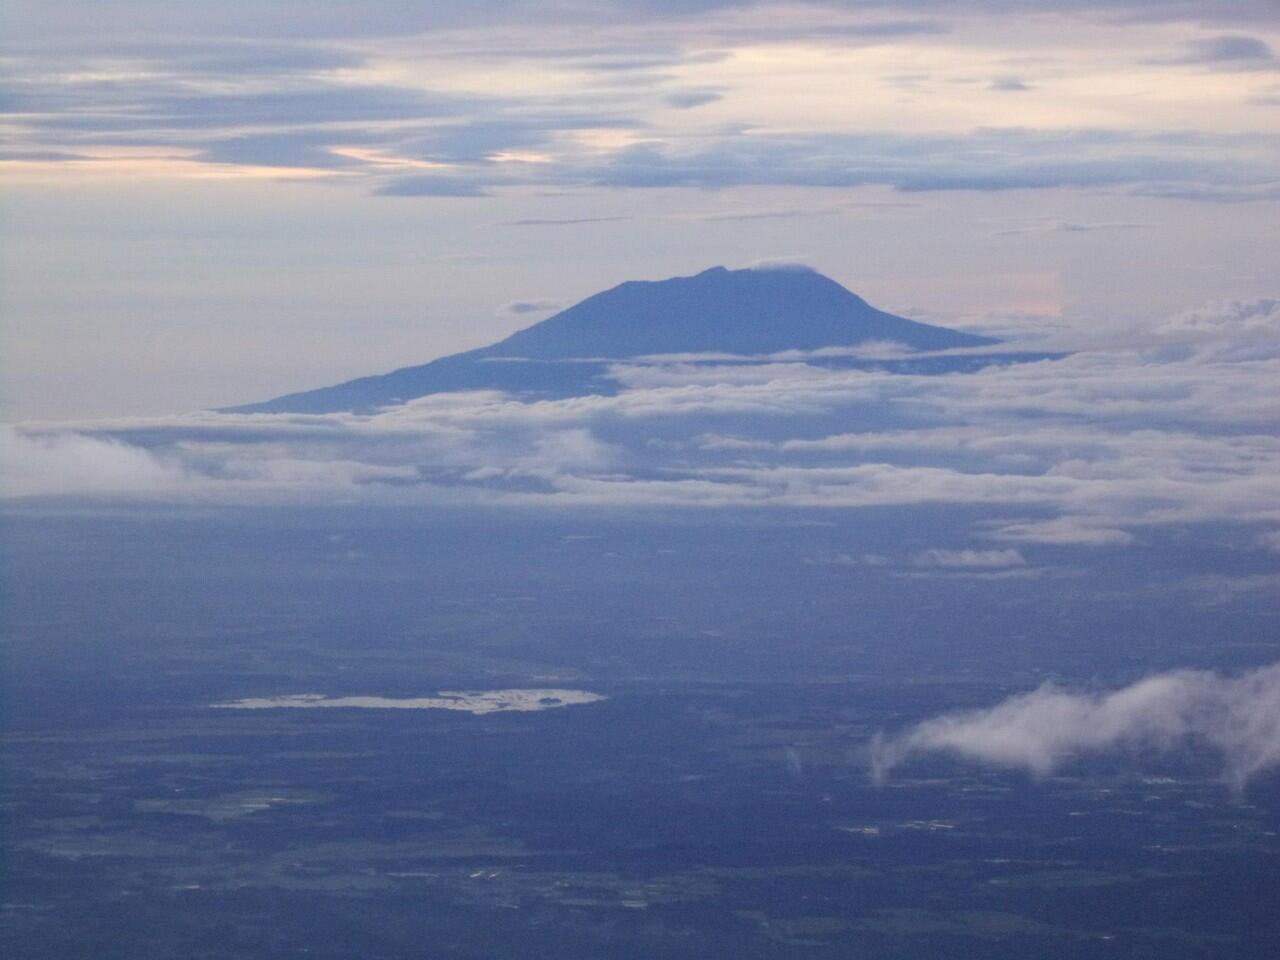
top-left (870, 661), bottom-right (1280, 790)
top-left (0, 425), bottom-right (186, 498)
top-left (2, 298), bottom-right (1277, 553)
top-left (985, 517), bottom-right (1136, 546)
top-left (1157, 298), bottom-right (1280, 362)
top-left (913, 548), bottom-right (1025, 568)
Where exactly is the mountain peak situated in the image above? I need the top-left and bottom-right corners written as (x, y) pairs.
top-left (486, 263), bottom-right (982, 360)
top-left (229, 266), bottom-right (1000, 414)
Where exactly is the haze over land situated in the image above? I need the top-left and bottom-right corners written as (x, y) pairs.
top-left (3, 3), bottom-right (1279, 957)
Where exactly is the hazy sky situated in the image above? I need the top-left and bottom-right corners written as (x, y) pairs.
top-left (3, 0), bottom-right (1278, 419)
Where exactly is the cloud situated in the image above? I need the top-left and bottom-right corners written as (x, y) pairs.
top-left (1157, 298), bottom-right (1280, 360)
top-left (913, 547), bottom-right (1025, 568)
top-left (819, 551), bottom-right (891, 567)
top-left (6, 13), bottom-right (1279, 206)
top-left (568, 48), bottom-right (732, 73)
top-left (499, 299), bottom-right (564, 316)
top-left (197, 131), bottom-right (371, 169)
top-left (689, 209), bottom-right (833, 223)
top-left (375, 175), bottom-right (492, 197)
top-left (1159, 35), bottom-right (1277, 69)
top-left (5, 6), bottom-right (1279, 210)
top-left (986, 517), bottom-right (1136, 546)
top-left (1185, 572), bottom-right (1280, 606)
top-left (1131, 181), bottom-right (1280, 203)
top-left (0, 148), bottom-right (88, 162)
top-left (503, 216), bottom-right (632, 226)
top-left (992, 219), bottom-right (1145, 237)
top-left (869, 661), bottom-right (1280, 790)
top-left (2, 297), bottom-right (1277, 554)
top-left (6, 1), bottom-right (1279, 49)
top-left (583, 130), bottom-right (1280, 198)
top-left (663, 88), bottom-right (724, 108)
top-left (989, 75), bottom-right (1031, 91)
top-left (0, 425), bottom-right (186, 498)
top-left (399, 114), bottom-right (639, 164)
top-left (829, 17), bottom-right (950, 38)
top-left (15, 85), bottom-right (480, 133)
top-left (745, 256), bottom-right (817, 271)
top-left (1192, 34), bottom-right (1274, 62)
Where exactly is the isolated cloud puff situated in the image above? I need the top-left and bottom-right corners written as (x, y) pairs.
top-left (869, 661), bottom-right (1280, 790)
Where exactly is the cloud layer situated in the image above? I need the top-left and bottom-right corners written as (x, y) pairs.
top-left (870, 660), bottom-right (1280, 789)
top-left (3, 299), bottom-right (1278, 563)
top-left (4, 2), bottom-right (1279, 203)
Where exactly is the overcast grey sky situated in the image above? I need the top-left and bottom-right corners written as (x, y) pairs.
top-left (3, 0), bottom-right (1278, 419)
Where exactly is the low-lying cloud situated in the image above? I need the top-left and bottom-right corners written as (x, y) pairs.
top-left (3, 301), bottom-right (1278, 561)
top-left (870, 661), bottom-right (1280, 789)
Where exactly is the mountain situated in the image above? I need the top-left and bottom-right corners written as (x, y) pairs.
top-left (229, 266), bottom-right (1006, 414)
top-left (487, 265), bottom-right (993, 357)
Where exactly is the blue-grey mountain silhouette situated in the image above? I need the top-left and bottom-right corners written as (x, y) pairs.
top-left (230, 266), bottom-right (1030, 414)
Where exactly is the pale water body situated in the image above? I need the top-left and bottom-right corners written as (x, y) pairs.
top-left (211, 689), bottom-right (606, 714)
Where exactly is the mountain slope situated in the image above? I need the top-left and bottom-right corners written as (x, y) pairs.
top-left (491, 265), bottom-right (994, 357)
top-left (229, 266), bottom-right (1002, 414)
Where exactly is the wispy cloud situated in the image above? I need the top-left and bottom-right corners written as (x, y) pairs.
top-left (689, 209), bottom-right (835, 223)
top-left (662, 88), bottom-right (724, 108)
top-left (6, 16), bottom-right (1279, 206)
top-left (583, 131), bottom-right (1280, 198)
top-left (988, 75), bottom-right (1031, 92)
top-left (913, 547), bottom-right (1025, 568)
top-left (6, 1), bottom-right (1279, 48)
top-left (1157, 34), bottom-right (1277, 70)
top-left (992, 220), bottom-right (1145, 238)
top-left (375, 174), bottom-right (492, 197)
top-left (498, 299), bottom-right (564, 316)
top-left (503, 216), bottom-right (632, 226)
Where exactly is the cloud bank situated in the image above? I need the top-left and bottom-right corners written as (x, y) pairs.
top-left (3, 300), bottom-right (1279, 552)
top-left (869, 661), bottom-right (1280, 790)
top-left (5, 2), bottom-right (1279, 204)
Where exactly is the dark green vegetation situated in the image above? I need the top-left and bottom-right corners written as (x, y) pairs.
top-left (4, 507), bottom-right (1279, 958)
top-left (7, 686), bottom-right (1280, 959)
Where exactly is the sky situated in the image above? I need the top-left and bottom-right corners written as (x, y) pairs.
top-left (3, 0), bottom-right (1279, 420)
